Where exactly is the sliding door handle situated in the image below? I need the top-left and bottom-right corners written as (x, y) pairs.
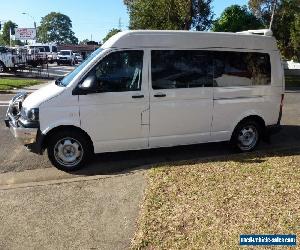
top-left (154, 93), bottom-right (166, 98)
top-left (132, 94), bottom-right (144, 99)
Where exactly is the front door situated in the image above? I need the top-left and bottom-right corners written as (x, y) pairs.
top-left (78, 49), bottom-right (150, 153)
top-left (149, 50), bottom-right (214, 148)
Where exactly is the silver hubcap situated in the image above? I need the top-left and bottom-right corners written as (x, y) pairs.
top-left (54, 137), bottom-right (83, 167)
top-left (237, 125), bottom-right (258, 151)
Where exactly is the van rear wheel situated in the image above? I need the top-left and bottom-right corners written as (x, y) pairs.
top-left (231, 120), bottom-right (262, 152)
top-left (47, 130), bottom-right (93, 171)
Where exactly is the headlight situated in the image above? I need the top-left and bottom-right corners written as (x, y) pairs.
top-left (21, 108), bottom-right (39, 121)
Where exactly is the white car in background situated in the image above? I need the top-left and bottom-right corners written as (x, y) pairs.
top-left (57, 50), bottom-right (76, 66)
top-left (74, 53), bottom-right (83, 64)
top-left (26, 44), bottom-right (58, 64)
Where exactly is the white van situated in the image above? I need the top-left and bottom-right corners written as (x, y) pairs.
top-left (5, 30), bottom-right (285, 171)
top-left (26, 43), bottom-right (58, 63)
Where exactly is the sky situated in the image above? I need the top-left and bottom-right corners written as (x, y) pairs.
top-left (0, 0), bottom-right (248, 43)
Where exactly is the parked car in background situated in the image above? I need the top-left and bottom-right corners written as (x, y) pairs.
top-left (25, 43), bottom-right (58, 63)
top-left (57, 50), bottom-right (76, 66)
top-left (74, 53), bottom-right (83, 64)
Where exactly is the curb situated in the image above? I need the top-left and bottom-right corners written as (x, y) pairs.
top-left (0, 167), bottom-right (147, 191)
top-left (0, 145), bottom-right (298, 191)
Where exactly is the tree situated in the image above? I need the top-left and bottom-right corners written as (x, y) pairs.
top-left (124, 0), bottom-right (214, 31)
top-left (102, 29), bottom-right (121, 43)
top-left (291, 13), bottom-right (300, 60)
top-left (248, 0), bottom-right (300, 60)
top-left (212, 5), bottom-right (263, 32)
top-left (0, 20), bottom-right (17, 45)
top-left (79, 39), bottom-right (90, 45)
top-left (248, 0), bottom-right (274, 25)
top-left (0, 36), bottom-right (4, 46)
top-left (37, 12), bottom-right (78, 44)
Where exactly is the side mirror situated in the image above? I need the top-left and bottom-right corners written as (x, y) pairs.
top-left (72, 75), bottom-right (98, 95)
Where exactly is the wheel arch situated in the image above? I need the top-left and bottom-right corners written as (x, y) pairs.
top-left (41, 125), bottom-right (94, 153)
top-left (230, 115), bottom-right (266, 141)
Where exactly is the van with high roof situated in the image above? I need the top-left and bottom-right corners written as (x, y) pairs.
top-left (5, 30), bottom-right (284, 171)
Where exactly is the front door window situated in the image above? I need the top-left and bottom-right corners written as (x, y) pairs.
top-left (89, 50), bottom-right (144, 92)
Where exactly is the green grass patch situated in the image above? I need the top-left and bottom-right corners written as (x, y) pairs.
top-left (285, 75), bottom-right (300, 87)
top-left (0, 77), bottom-right (45, 91)
top-left (132, 152), bottom-right (300, 249)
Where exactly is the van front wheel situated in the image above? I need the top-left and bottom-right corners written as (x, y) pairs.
top-left (231, 120), bottom-right (261, 152)
top-left (47, 130), bottom-right (92, 171)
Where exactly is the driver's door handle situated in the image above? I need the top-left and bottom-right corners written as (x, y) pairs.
top-left (132, 94), bottom-right (144, 99)
top-left (154, 93), bottom-right (166, 98)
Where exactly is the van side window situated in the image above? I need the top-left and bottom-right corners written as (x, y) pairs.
top-left (214, 52), bottom-right (271, 87)
top-left (151, 50), bottom-right (213, 89)
top-left (43, 46), bottom-right (50, 52)
top-left (92, 50), bottom-right (143, 92)
top-left (52, 46), bottom-right (57, 52)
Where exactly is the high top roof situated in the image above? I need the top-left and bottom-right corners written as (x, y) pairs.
top-left (102, 30), bottom-right (278, 52)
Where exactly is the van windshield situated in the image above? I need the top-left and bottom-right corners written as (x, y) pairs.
top-left (57, 48), bottom-right (103, 87)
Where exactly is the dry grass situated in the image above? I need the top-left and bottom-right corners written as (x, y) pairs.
top-left (132, 150), bottom-right (300, 249)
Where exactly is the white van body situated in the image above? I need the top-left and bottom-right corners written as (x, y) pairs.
top-left (26, 43), bottom-right (58, 63)
top-left (5, 30), bottom-right (285, 170)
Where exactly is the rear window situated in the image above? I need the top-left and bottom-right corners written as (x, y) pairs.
top-left (214, 51), bottom-right (271, 87)
top-left (151, 50), bottom-right (271, 89)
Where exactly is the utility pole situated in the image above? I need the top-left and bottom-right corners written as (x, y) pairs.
top-left (22, 12), bottom-right (36, 29)
top-left (118, 18), bottom-right (122, 30)
top-left (22, 12), bottom-right (37, 43)
top-left (9, 27), bottom-right (12, 47)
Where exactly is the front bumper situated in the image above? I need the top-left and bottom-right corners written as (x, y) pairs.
top-left (5, 119), bottom-right (38, 145)
top-left (4, 92), bottom-right (42, 153)
top-left (57, 58), bottom-right (71, 63)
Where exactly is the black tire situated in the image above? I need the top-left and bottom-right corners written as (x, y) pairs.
top-left (0, 61), bottom-right (7, 73)
top-left (47, 129), bottom-right (93, 171)
top-left (231, 119), bottom-right (262, 152)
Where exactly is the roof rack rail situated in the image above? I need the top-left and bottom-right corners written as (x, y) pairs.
top-left (236, 29), bottom-right (273, 36)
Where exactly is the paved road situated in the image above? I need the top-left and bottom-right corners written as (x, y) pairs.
top-left (47, 64), bottom-right (76, 78)
top-left (0, 64), bottom-right (76, 79)
top-left (1, 91), bottom-right (300, 175)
